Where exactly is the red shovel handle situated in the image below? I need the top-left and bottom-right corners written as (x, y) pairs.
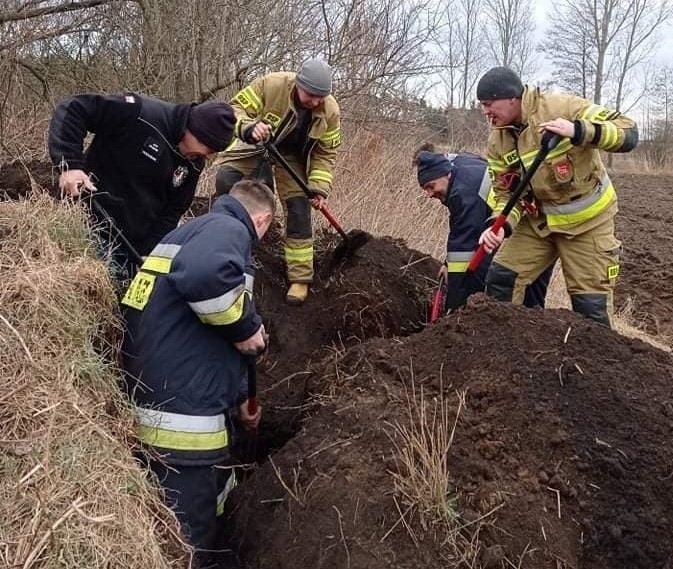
top-left (319, 203), bottom-right (349, 240)
top-left (468, 214), bottom-right (506, 272)
top-left (429, 273), bottom-right (447, 323)
top-left (247, 396), bottom-right (258, 415)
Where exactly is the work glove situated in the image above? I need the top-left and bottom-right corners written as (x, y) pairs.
top-left (241, 122), bottom-right (258, 145)
top-left (307, 186), bottom-right (328, 200)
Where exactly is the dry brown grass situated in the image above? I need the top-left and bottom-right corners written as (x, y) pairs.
top-left (385, 366), bottom-right (487, 568)
top-left (0, 195), bottom-right (189, 569)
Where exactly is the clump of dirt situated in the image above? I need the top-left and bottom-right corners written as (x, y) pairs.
top-left (229, 294), bottom-right (673, 569)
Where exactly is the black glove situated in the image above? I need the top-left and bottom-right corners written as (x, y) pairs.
top-left (241, 122), bottom-right (258, 145)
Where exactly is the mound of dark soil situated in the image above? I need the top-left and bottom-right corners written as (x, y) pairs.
top-left (614, 173), bottom-right (673, 342)
top-left (230, 295), bottom-right (673, 569)
top-left (248, 227), bottom-right (439, 454)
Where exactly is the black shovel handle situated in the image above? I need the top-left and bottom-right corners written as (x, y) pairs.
top-left (247, 356), bottom-right (258, 416)
top-left (468, 131), bottom-right (562, 272)
top-left (263, 142), bottom-right (350, 241)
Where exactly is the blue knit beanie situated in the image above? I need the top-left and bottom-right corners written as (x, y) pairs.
top-left (416, 151), bottom-right (452, 186)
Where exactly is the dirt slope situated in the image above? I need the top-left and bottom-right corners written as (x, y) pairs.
top-left (230, 235), bottom-right (673, 569)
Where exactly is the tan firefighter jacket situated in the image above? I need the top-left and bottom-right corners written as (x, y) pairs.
top-left (486, 86), bottom-right (638, 236)
top-left (212, 72), bottom-right (341, 198)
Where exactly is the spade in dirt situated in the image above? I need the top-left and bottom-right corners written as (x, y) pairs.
top-left (263, 141), bottom-right (370, 261)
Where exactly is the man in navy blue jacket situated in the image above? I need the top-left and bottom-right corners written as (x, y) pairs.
top-left (414, 144), bottom-right (551, 311)
top-left (48, 92), bottom-right (235, 278)
top-left (121, 179), bottom-right (275, 564)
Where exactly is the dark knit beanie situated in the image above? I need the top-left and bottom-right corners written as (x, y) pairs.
top-left (295, 59), bottom-right (333, 96)
top-left (187, 101), bottom-right (235, 152)
top-left (416, 151), bottom-right (453, 186)
top-left (476, 67), bottom-right (524, 101)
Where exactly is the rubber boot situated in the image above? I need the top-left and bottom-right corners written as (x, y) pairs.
top-left (286, 283), bottom-right (309, 305)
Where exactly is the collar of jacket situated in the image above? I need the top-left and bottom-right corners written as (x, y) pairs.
top-left (211, 195), bottom-right (259, 243)
top-left (135, 92), bottom-right (196, 147)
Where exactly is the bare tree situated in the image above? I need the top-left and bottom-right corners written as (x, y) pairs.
top-left (611, 0), bottom-right (673, 112)
top-left (483, 0), bottom-right (535, 75)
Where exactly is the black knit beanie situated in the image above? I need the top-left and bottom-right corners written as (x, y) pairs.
top-left (416, 151), bottom-right (453, 186)
top-left (476, 67), bottom-right (524, 101)
top-left (187, 101), bottom-right (235, 152)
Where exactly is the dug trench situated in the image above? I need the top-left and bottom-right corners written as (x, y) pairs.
top-left (3, 164), bottom-right (673, 568)
top-left (224, 228), bottom-right (673, 569)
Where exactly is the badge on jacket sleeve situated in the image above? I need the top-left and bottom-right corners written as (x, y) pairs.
top-left (172, 166), bottom-right (188, 188)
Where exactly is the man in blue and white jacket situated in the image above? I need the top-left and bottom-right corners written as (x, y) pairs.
top-left (414, 145), bottom-right (551, 312)
top-left (121, 179), bottom-right (275, 563)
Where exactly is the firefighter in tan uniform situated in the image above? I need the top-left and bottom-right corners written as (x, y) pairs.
top-left (212, 59), bottom-right (341, 304)
top-left (476, 67), bottom-right (638, 327)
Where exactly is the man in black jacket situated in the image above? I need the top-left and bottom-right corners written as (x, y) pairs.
top-left (48, 92), bottom-right (235, 278)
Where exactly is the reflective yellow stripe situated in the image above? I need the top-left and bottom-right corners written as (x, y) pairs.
top-left (196, 290), bottom-right (250, 325)
top-left (308, 169), bottom-right (333, 184)
top-left (284, 246), bottom-right (313, 263)
top-left (600, 123), bottom-right (619, 150)
top-left (446, 261), bottom-right (469, 273)
top-left (545, 184), bottom-right (616, 227)
top-left (233, 86), bottom-right (262, 113)
top-left (137, 426), bottom-right (228, 451)
top-left (608, 264), bottom-right (620, 279)
top-left (581, 104), bottom-right (613, 122)
top-left (319, 128), bottom-right (341, 147)
top-left (142, 256), bottom-right (172, 274)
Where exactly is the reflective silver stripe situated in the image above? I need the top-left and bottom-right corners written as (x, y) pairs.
top-left (245, 273), bottom-right (254, 292)
top-left (540, 173), bottom-right (611, 216)
top-left (135, 407), bottom-right (226, 433)
top-left (188, 272), bottom-right (254, 316)
top-left (446, 251), bottom-right (474, 261)
top-left (445, 153), bottom-right (458, 161)
top-left (149, 243), bottom-right (181, 259)
top-left (216, 472), bottom-right (237, 516)
top-left (478, 170), bottom-right (491, 202)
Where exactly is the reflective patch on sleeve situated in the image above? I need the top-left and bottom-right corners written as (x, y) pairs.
top-left (263, 112), bottom-right (282, 128)
top-left (121, 271), bottom-right (156, 310)
top-left (125, 95), bottom-right (135, 103)
top-left (608, 264), bottom-right (620, 279)
top-left (503, 149), bottom-right (520, 166)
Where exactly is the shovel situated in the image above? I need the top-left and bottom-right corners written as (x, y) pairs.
top-left (429, 272), bottom-right (447, 323)
top-left (263, 141), bottom-right (370, 261)
top-left (467, 131), bottom-right (562, 272)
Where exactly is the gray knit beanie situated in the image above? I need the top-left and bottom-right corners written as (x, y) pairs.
top-left (295, 59), bottom-right (333, 96)
top-left (476, 67), bottom-right (524, 101)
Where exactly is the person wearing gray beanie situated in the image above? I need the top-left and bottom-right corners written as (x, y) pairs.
top-left (295, 59), bottom-right (333, 96)
top-left (211, 59), bottom-right (341, 305)
top-left (474, 64), bottom-right (639, 328)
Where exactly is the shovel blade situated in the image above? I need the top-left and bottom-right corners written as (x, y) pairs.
top-left (332, 229), bottom-right (370, 261)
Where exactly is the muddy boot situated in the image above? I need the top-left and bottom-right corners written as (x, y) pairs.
top-left (286, 283), bottom-right (309, 305)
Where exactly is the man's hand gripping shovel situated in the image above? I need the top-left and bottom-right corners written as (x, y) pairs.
top-left (467, 130), bottom-right (562, 272)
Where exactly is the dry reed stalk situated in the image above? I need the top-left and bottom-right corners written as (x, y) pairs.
top-left (0, 194), bottom-right (189, 569)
